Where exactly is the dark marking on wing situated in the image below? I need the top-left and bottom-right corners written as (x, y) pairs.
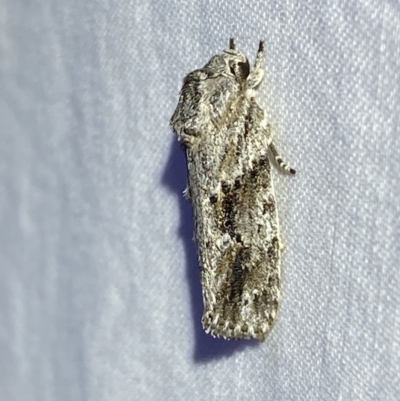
top-left (229, 247), bottom-right (249, 304)
top-left (219, 181), bottom-right (238, 238)
top-left (209, 195), bottom-right (218, 204)
top-left (223, 193), bottom-right (236, 237)
top-left (234, 178), bottom-right (241, 189)
top-left (267, 236), bottom-right (279, 260)
top-left (236, 135), bottom-right (243, 157)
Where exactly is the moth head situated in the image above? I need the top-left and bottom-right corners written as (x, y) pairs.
top-left (223, 49), bottom-right (250, 82)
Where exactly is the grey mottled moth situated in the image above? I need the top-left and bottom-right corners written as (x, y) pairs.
top-left (170, 39), bottom-right (296, 340)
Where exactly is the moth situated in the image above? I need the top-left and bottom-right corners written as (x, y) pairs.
top-left (170, 39), bottom-right (295, 340)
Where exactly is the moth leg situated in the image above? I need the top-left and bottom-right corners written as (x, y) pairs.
top-left (183, 185), bottom-right (191, 200)
top-left (247, 40), bottom-right (265, 90)
top-left (229, 37), bottom-right (236, 50)
top-left (269, 142), bottom-right (296, 175)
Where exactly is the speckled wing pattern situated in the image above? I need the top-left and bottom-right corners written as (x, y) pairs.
top-left (170, 39), bottom-right (295, 340)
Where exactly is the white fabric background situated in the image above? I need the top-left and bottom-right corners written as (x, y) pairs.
top-left (1, 1), bottom-right (399, 400)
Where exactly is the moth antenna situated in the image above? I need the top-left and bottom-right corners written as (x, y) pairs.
top-left (254, 40), bottom-right (265, 69)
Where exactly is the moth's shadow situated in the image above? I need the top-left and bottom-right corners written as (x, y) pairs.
top-left (162, 136), bottom-right (258, 362)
